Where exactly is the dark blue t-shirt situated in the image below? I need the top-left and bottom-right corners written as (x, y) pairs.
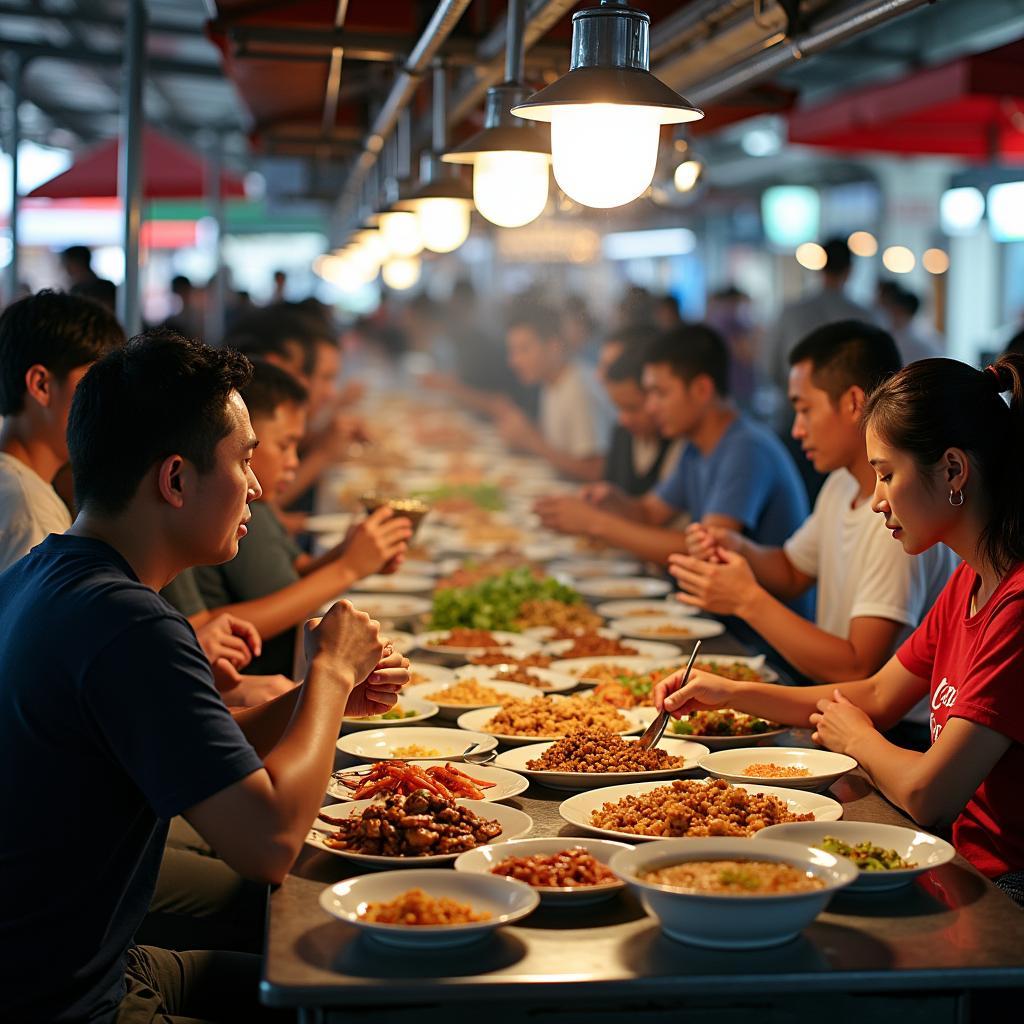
top-left (0, 535), bottom-right (263, 1023)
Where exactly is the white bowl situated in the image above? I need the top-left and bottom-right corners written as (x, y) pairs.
top-left (609, 616), bottom-right (726, 643)
top-left (595, 599), bottom-right (698, 620)
top-left (495, 736), bottom-right (710, 791)
top-left (609, 837), bottom-right (858, 949)
top-left (414, 630), bottom-right (542, 659)
top-left (699, 747), bottom-right (858, 792)
top-left (575, 577), bottom-right (673, 600)
top-left (544, 637), bottom-right (683, 661)
top-left (319, 869), bottom-right (539, 948)
top-left (327, 760), bottom-right (529, 803)
top-left (342, 694), bottom-right (438, 731)
top-left (453, 664), bottom-right (579, 694)
top-left (350, 574), bottom-right (435, 594)
top-left (559, 778), bottom-right (843, 842)
top-left (666, 712), bottom-right (791, 750)
top-left (456, 703), bottom-right (649, 746)
top-left (754, 820), bottom-right (956, 891)
top-left (455, 837), bottom-right (633, 905)
top-left (349, 594), bottom-right (432, 622)
top-left (337, 727), bottom-right (498, 763)
top-left (307, 799), bottom-right (533, 867)
top-left (406, 663), bottom-right (456, 687)
top-left (548, 558), bottom-right (642, 579)
top-left (404, 679), bottom-right (541, 720)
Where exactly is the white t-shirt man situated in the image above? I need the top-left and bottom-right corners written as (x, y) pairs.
top-left (783, 468), bottom-right (958, 723)
top-left (0, 453), bottom-right (72, 573)
top-left (539, 360), bottom-right (602, 459)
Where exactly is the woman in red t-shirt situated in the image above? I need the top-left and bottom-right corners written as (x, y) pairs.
top-left (654, 353), bottom-right (1024, 902)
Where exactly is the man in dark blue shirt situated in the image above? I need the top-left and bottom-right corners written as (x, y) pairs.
top-left (0, 331), bottom-right (407, 1023)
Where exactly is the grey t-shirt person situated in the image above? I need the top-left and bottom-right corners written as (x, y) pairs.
top-left (192, 501), bottom-right (302, 676)
top-left (0, 452), bottom-right (72, 572)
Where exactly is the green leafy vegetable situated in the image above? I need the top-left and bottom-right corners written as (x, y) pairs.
top-left (412, 483), bottom-right (505, 511)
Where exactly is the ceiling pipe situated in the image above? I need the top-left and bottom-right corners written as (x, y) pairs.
top-left (447, 0), bottom-right (578, 127)
top-left (339, 0), bottom-right (472, 220)
top-left (321, 0), bottom-right (350, 136)
top-left (685, 0), bottom-right (938, 105)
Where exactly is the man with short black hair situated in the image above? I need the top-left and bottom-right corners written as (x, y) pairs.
top-left (671, 320), bottom-right (956, 738)
top-left (60, 244), bottom-right (117, 310)
top-left (0, 330), bottom-right (407, 1022)
top-left (0, 290), bottom-right (124, 571)
top-left (496, 302), bottom-right (605, 481)
top-left (536, 324), bottom-right (809, 575)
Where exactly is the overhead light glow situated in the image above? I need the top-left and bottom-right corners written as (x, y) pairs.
top-left (795, 242), bottom-right (827, 271)
top-left (603, 227), bottom-right (697, 261)
top-left (940, 186), bottom-right (985, 236)
top-left (549, 104), bottom-right (664, 209)
top-left (922, 248), bottom-right (950, 274)
top-left (473, 151), bottom-right (549, 228)
top-left (847, 230), bottom-right (878, 257)
top-left (762, 186), bottom-right (820, 248)
top-left (988, 181), bottom-right (1024, 242)
top-left (741, 128), bottom-right (781, 157)
top-left (378, 211), bottom-right (422, 258)
top-left (412, 198), bottom-right (471, 254)
top-left (381, 255), bottom-right (421, 290)
top-left (882, 246), bottom-right (915, 274)
top-left (673, 159), bottom-right (703, 194)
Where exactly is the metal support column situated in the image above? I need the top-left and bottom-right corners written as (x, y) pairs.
top-left (117, 0), bottom-right (146, 333)
top-left (204, 135), bottom-right (226, 346)
top-left (4, 54), bottom-right (23, 304)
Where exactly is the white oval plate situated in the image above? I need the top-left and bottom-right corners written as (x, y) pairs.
top-left (595, 599), bottom-right (699, 620)
top-left (575, 577), bottom-right (673, 600)
top-left (666, 713), bottom-right (791, 750)
top-left (690, 654), bottom-right (780, 684)
top-left (609, 616), bottom-right (726, 643)
top-left (414, 630), bottom-right (542, 658)
top-left (350, 574), bottom-right (435, 594)
top-left (406, 663), bottom-right (456, 687)
top-left (559, 778), bottom-right (843, 842)
top-left (455, 837), bottom-right (634, 906)
top-left (699, 747), bottom-right (858, 792)
top-left (521, 626), bottom-right (620, 642)
top-left (549, 655), bottom-right (664, 684)
top-left (342, 694), bottom-right (438, 731)
top-left (544, 638), bottom-right (682, 661)
top-left (327, 760), bottom-right (530, 803)
top-left (495, 736), bottom-right (710, 791)
top-left (319, 869), bottom-right (539, 948)
top-left (456, 704), bottom-right (649, 746)
top-left (308, 799), bottom-right (533, 867)
top-left (350, 594), bottom-right (432, 621)
top-left (548, 559), bottom-right (642, 579)
top-left (404, 679), bottom-right (541, 720)
top-left (337, 727), bottom-right (498, 763)
top-left (453, 664), bottom-right (579, 694)
top-left (754, 820), bottom-right (956, 891)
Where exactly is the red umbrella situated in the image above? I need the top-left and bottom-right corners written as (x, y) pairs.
top-left (26, 127), bottom-right (247, 199)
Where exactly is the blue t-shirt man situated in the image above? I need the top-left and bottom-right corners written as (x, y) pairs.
top-left (0, 535), bottom-right (263, 1023)
top-left (655, 415), bottom-right (813, 617)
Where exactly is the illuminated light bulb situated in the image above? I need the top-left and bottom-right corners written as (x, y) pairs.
top-left (922, 248), bottom-right (950, 274)
top-left (848, 230), bottom-right (878, 257)
top-left (795, 242), bottom-right (827, 271)
top-left (882, 246), bottom-right (915, 274)
top-left (473, 150), bottom-right (550, 228)
top-left (673, 158), bottom-right (703, 194)
top-left (414, 198), bottom-right (472, 253)
top-left (549, 104), bottom-right (663, 209)
top-left (382, 255), bottom-right (421, 290)
top-left (378, 211), bottom-right (422, 258)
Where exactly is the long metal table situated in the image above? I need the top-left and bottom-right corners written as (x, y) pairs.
top-left (262, 632), bottom-right (1024, 1021)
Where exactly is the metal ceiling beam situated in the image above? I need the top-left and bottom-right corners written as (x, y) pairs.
top-left (2, 40), bottom-right (225, 78)
top-left (0, 2), bottom-right (200, 38)
top-left (339, 0), bottom-right (474, 220)
top-left (447, 0), bottom-right (577, 126)
top-left (686, 0), bottom-right (939, 106)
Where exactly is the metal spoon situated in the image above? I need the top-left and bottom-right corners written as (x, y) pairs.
top-left (460, 742), bottom-right (497, 766)
top-left (636, 639), bottom-right (702, 750)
